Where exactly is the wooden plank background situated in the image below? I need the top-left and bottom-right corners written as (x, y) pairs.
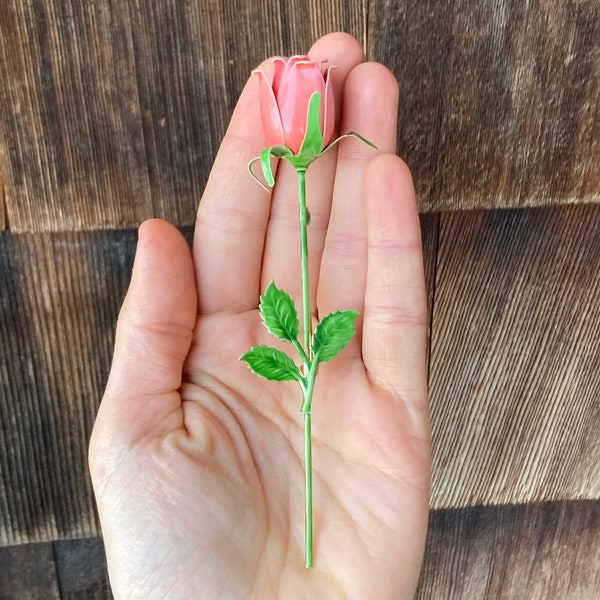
top-left (429, 205), bottom-right (600, 508)
top-left (2, 500), bottom-right (598, 599)
top-left (1, 0), bottom-right (599, 598)
top-left (416, 500), bottom-right (600, 599)
top-left (371, 0), bottom-right (600, 212)
top-left (1, 0), bottom-right (598, 233)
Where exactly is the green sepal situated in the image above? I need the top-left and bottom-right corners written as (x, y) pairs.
top-left (260, 281), bottom-right (299, 343)
top-left (312, 310), bottom-right (359, 363)
top-left (297, 91), bottom-right (324, 160)
top-left (240, 345), bottom-right (302, 382)
top-left (260, 145), bottom-right (294, 187)
top-left (318, 131), bottom-right (377, 158)
top-left (259, 147), bottom-right (275, 187)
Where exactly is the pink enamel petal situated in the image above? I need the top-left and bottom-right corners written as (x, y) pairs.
top-left (278, 55), bottom-right (311, 96)
top-left (253, 69), bottom-right (285, 147)
top-left (322, 66), bottom-right (336, 146)
top-left (271, 56), bottom-right (286, 96)
top-left (277, 61), bottom-right (326, 153)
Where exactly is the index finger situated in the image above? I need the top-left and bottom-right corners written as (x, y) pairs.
top-left (193, 60), bottom-right (274, 315)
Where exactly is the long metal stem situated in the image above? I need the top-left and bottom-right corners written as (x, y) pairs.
top-left (297, 167), bottom-right (314, 568)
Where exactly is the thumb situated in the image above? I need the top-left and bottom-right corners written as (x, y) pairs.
top-left (92, 219), bottom-right (197, 449)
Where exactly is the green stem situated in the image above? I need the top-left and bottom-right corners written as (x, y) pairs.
top-left (297, 166), bottom-right (315, 568)
top-left (298, 168), bottom-right (311, 359)
top-left (300, 355), bottom-right (318, 567)
top-left (304, 411), bottom-right (313, 568)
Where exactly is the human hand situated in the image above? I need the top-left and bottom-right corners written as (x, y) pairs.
top-left (89, 32), bottom-right (430, 600)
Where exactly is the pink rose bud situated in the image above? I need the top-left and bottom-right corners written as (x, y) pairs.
top-left (253, 55), bottom-right (335, 154)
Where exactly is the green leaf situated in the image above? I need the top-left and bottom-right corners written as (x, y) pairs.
top-left (240, 345), bottom-right (301, 382)
top-left (312, 310), bottom-right (359, 363)
top-left (298, 91), bottom-right (324, 159)
top-left (260, 281), bottom-right (299, 343)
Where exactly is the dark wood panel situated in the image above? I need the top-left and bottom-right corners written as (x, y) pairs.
top-left (0, 177), bottom-right (6, 230)
top-left (0, 542), bottom-right (60, 599)
top-left (429, 205), bottom-right (600, 508)
top-left (53, 538), bottom-right (112, 600)
top-left (0, 226), bottom-right (197, 545)
top-left (0, 228), bottom-right (139, 544)
top-left (0, 214), bottom-right (433, 545)
top-left (370, 0), bottom-right (600, 211)
top-left (0, 0), bottom-right (366, 233)
top-left (420, 212), bottom-right (439, 372)
top-left (416, 501), bottom-right (600, 599)
top-left (3, 502), bottom-right (597, 599)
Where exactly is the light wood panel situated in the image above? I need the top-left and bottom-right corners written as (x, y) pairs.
top-left (0, 0), bottom-right (366, 233)
top-left (416, 501), bottom-right (600, 599)
top-left (429, 205), bottom-right (600, 508)
top-left (369, 0), bottom-right (600, 211)
top-left (2, 2), bottom-right (598, 232)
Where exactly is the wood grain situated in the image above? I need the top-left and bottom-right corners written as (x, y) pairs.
top-left (0, 176), bottom-right (6, 231)
top-left (416, 500), bottom-right (600, 599)
top-left (3, 502), bottom-right (597, 599)
top-left (53, 538), bottom-right (112, 600)
top-left (420, 212), bottom-right (440, 372)
top-left (0, 542), bottom-right (60, 599)
top-left (369, 0), bottom-right (600, 211)
top-left (0, 0), bottom-right (366, 233)
top-left (0, 228), bottom-right (138, 545)
top-left (0, 215), bottom-right (434, 546)
top-left (429, 205), bottom-right (600, 508)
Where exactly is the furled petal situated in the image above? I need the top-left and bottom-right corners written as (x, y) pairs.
top-left (277, 61), bottom-right (326, 153)
top-left (270, 56), bottom-right (286, 96)
top-left (321, 66), bottom-right (336, 147)
top-left (278, 55), bottom-right (312, 98)
top-left (252, 69), bottom-right (285, 147)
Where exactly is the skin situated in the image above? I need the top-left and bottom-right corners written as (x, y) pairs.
top-left (89, 33), bottom-right (431, 600)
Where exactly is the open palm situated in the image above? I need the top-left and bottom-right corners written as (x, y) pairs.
top-left (89, 33), bottom-right (430, 600)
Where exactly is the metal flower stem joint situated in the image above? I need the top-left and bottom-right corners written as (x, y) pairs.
top-left (241, 56), bottom-right (375, 568)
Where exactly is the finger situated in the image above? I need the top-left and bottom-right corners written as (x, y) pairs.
top-left (94, 219), bottom-right (197, 446)
top-left (317, 62), bottom-right (399, 332)
top-left (193, 59), bottom-right (276, 315)
top-left (362, 155), bottom-right (428, 412)
top-left (260, 33), bottom-right (365, 307)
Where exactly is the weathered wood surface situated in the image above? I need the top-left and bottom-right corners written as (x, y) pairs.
top-left (429, 204), bottom-right (600, 508)
top-left (416, 500), bottom-right (600, 599)
top-left (1, 1), bottom-right (598, 233)
top-left (0, 217), bottom-right (433, 545)
top-left (0, 542), bottom-right (61, 599)
top-left (3, 205), bottom-right (599, 544)
top-left (0, 178), bottom-right (6, 230)
top-left (0, 228), bottom-right (138, 545)
top-left (53, 537), bottom-right (113, 600)
top-left (2, 502), bottom-right (597, 599)
top-left (0, 0), bottom-right (366, 233)
top-left (420, 213), bottom-right (439, 372)
top-left (0, 538), bottom-right (112, 599)
top-left (370, 0), bottom-right (600, 212)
